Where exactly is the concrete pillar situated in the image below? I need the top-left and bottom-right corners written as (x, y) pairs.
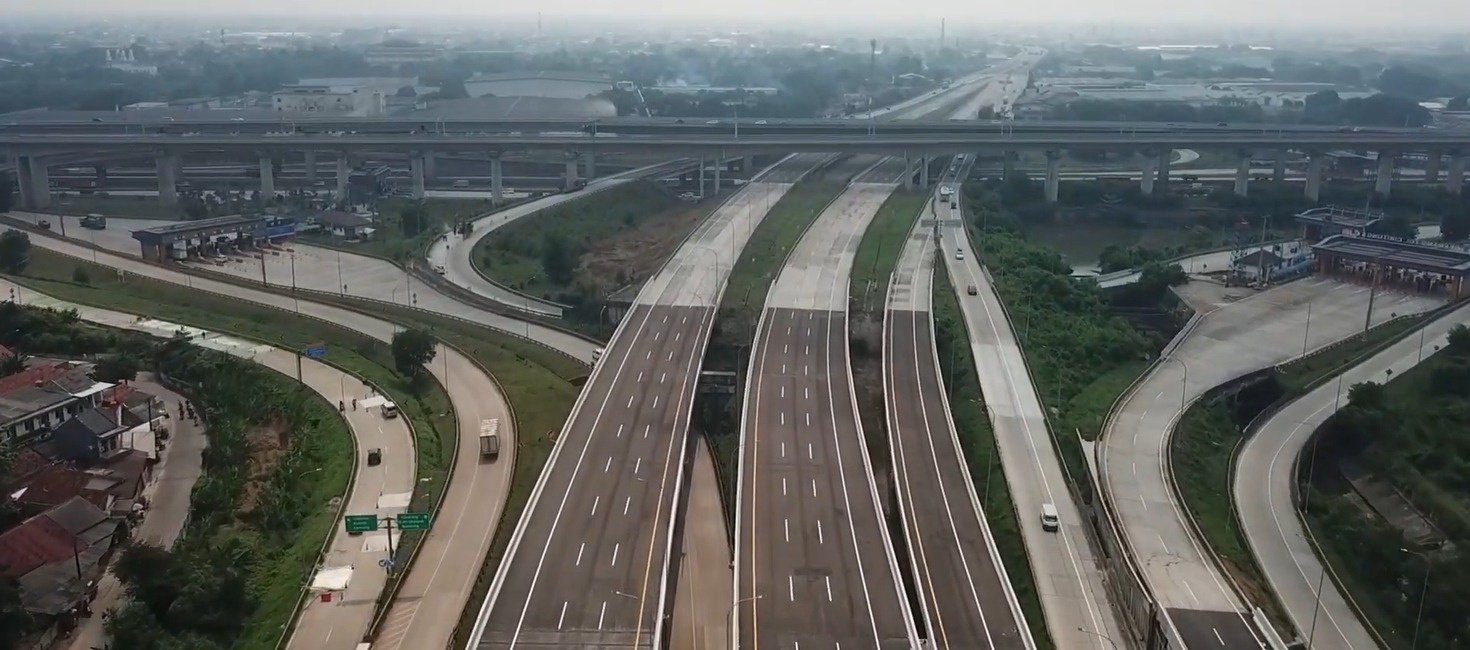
top-left (1234, 154), bottom-right (1251, 197)
top-left (422, 151), bottom-right (436, 181)
top-left (698, 156), bottom-right (706, 197)
top-left (410, 154), bottom-right (426, 199)
top-left (1305, 154), bottom-right (1326, 203)
top-left (15, 156), bottom-right (35, 209)
top-left (1274, 149), bottom-right (1288, 184)
top-left (1139, 152), bottom-right (1159, 196)
top-left (1156, 149), bottom-right (1172, 186)
top-left (1447, 155), bottom-right (1466, 196)
top-left (583, 150), bottom-right (596, 181)
top-left (1001, 151), bottom-right (1017, 180)
top-left (1044, 151), bottom-right (1061, 203)
top-left (335, 154), bottom-right (350, 201)
top-left (1425, 150), bottom-right (1442, 185)
top-left (258, 155), bottom-right (275, 200)
top-left (156, 153), bottom-right (179, 207)
top-left (26, 156), bottom-right (51, 209)
top-left (564, 155), bottom-right (579, 192)
top-left (903, 154), bottom-right (913, 189)
top-left (1375, 151), bottom-right (1395, 198)
top-left (713, 154), bottom-right (722, 194)
top-left (304, 151), bottom-right (318, 185)
top-left (919, 156), bottom-right (930, 188)
top-left (94, 165), bottom-right (107, 184)
top-left (490, 156), bottom-right (504, 203)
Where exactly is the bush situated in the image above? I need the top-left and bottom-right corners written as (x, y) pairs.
top-left (72, 266), bottom-right (91, 285)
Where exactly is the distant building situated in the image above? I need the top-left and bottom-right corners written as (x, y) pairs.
top-left (96, 47), bottom-right (157, 76)
top-left (364, 45), bottom-right (447, 67)
top-left (272, 77), bottom-right (434, 116)
top-left (315, 211), bottom-right (375, 240)
top-left (464, 72), bottom-right (613, 100)
top-left (648, 85), bottom-right (780, 97)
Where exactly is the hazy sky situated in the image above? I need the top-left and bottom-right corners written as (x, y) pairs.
top-left (12, 0), bottom-right (1470, 30)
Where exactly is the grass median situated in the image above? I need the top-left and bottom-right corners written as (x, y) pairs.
top-left (932, 263), bottom-right (1054, 649)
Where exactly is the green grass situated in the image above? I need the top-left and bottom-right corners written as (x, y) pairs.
top-left (306, 198), bottom-right (492, 264)
top-left (5, 246), bottom-right (457, 637)
top-left (1170, 311), bottom-right (1437, 633)
top-left (720, 182), bottom-right (846, 313)
top-left (1064, 360), bottom-right (1151, 442)
top-left (932, 262), bottom-right (1054, 650)
top-left (849, 190), bottom-right (926, 317)
top-left (473, 181), bottom-right (679, 298)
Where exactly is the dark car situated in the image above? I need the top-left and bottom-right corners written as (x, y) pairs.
top-left (367, 448), bottom-right (383, 466)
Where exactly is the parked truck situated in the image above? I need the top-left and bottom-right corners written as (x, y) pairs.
top-left (479, 418), bottom-right (501, 459)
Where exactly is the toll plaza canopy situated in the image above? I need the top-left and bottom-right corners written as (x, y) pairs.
top-left (130, 215), bottom-right (264, 261)
top-left (1313, 234), bottom-right (1470, 276)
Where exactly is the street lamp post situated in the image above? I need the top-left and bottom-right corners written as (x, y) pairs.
top-left (1401, 547), bottom-right (1431, 650)
top-left (1076, 627), bottom-right (1120, 650)
top-left (728, 594), bottom-right (764, 649)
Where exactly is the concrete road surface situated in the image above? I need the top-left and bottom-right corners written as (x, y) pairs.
top-left (1237, 301), bottom-right (1470, 649)
top-left (466, 154), bottom-right (826, 649)
top-left (1102, 277), bottom-right (1443, 648)
top-left (5, 212), bottom-right (599, 362)
top-left (3, 226), bottom-right (516, 650)
top-left (736, 164), bottom-right (917, 648)
top-left (2, 282), bottom-right (414, 650)
top-left (937, 200), bottom-right (1126, 650)
top-left (883, 218), bottom-right (1033, 649)
top-left (669, 437), bottom-right (733, 650)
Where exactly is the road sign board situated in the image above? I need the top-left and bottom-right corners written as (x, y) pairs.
top-left (344, 514), bottom-right (378, 533)
top-left (396, 512), bottom-right (431, 531)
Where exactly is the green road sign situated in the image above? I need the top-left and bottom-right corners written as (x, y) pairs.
top-left (396, 512), bottom-right (431, 531)
top-left (344, 514), bottom-right (379, 533)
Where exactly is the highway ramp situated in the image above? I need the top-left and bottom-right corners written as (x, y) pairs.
top-left (736, 157), bottom-right (918, 648)
top-left (1235, 301), bottom-right (1470, 650)
top-left (1102, 277), bottom-right (1443, 648)
top-left (465, 154), bottom-right (824, 649)
top-left (883, 201), bottom-right (1033, 649)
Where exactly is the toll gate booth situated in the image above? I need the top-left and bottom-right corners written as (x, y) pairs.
top-left (131, 215), bottom-right (265, 262)
top-left (1313, 234), bottom-right (1470, 301)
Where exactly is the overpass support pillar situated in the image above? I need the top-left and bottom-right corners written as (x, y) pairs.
top-left (25, 156), bottom-right (51, 210)
top-left (304, 151), bottom-right (318, 185)
top-left (94, 165), bottom-right (107, 184)
top-left (1233, 153), bottom-right (1251, 197)
top-left (1139, 152), bottom-right (1159, 196)
top-left (564, 154), bottom-right (579, 192)
top-left (490, 155), bottom-right (504, 203)
top-left (902, 154), bottom-right (913, 189)
top-left (713, 152), bottom-right (723, 194)
top-left (1375, 151), bottom-right (1396, 198)
top-left (583, 151), bottom-right (596, 181)
top-left (1305, 154), bottom-right (1326, 203)
top-left (1447, 155), bottom-right (1466, 196)
top-left (1156, 149), bottom-right (1172, 187)
top-left (698, 156), bottom-right (706, 197)
top-left (919, 156), bottom-right (930, 188)
top-left (1001, 151), bottom-right (1017, 181)
top-left (1044, 151), bottom-right (1061, 203)
top-left (156, 153), bottom-right (179, 207)
top-left (258, 155), bottom-right (275, 201)
top-left (1425, 150), bottom-right (1442, 185)
top-left (422, 152), bottom-right (436, 181)
top-left (410, 154), bottom-right (427, 199)
top-left (335, 154), bottom-right (350, 202)
top-left (1274, 149), bottom-right (1288, 184)
top-left (14, 156), bottom-right (34, 210)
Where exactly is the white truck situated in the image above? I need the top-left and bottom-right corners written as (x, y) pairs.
top-left (479, 418), bottom-right (501, 459)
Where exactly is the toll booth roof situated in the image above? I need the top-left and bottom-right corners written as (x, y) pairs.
top-left (1314, 234), bottom-right (1470, 276)
top-left (1294, 206), bottom-right (1382, 230)
top-left (131, 215), bottom-right (265, 244)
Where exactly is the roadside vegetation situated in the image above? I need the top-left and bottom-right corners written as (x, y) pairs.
top-left (304, 197), bottom-right (485, 264)
top-left (473, 181), bottom-right (699, 313)
top-left (1, 243), bottom-right (458, 638)
top-left (931, 264), bottom-right (1053, 650)
top-left (1169, 313), bottom-right (1431, 632)
top-left (1302, 324), bottom-right (1470, 648)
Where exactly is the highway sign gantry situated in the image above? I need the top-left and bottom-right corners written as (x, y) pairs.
top-left (396, 512), bottom-right (431, 531)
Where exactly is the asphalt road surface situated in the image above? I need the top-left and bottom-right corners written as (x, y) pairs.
top-left (884, 218), bottom-right (1031, 649)
top-left (737, 162), bottom-right (916, 648)
top-left (1102, 276), bottom-right (1443, 649)
top-left (1236, 300), bottom-right (1470, 649)
top-left (467, 154), bottom-right (827, 649)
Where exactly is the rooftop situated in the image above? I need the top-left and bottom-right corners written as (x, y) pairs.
top-left (132, 215), bottom-right (264, 237)
top-left (1314, 234), bottom-right (1470, 275)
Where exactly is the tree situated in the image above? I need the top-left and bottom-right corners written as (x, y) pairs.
top-left (105, 602), bottom-right (172, 650)
top-left (390, 328), bottom-right (436, 380)
top-left (72, 266), bottom-right (91, 285)
top-left (1347, 381), bottom-right (1387, 411)
top-left (0, 231), bottom-right (30, 274)
top-left (0, 575), bottom-right (30, 649)
top-left (0, 178), bottom-right (12, 214)
top-left (114, 544), bottom-right (182, 618)
top-left (399, 203), bottom-right (426, 237)
top-left (95, 353), bottom-right (140, 382)
top-left (1447, 324), bottom-right (1470, 356)
top-left (540, 232), bottom-right (575, 285)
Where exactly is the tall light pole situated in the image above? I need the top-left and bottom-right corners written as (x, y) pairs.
top-left (728, 594), bottom-right (764, 649)
top-left (1401, 547), bottom-right (1431, 650)
top-left (1076, 627), bottom-right (1120, 650)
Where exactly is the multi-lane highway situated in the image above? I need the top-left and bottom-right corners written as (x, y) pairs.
top-left (1235, 301), bottom-right (1470, 650)
top-left (1102, 277), bottom-right (1443, 648)
top-left (736, 156), bottom-right (919, 648)
top-left (466, 154), bottom-right (824, 649)
top-left (883, 193), bottom-right (1033, 649)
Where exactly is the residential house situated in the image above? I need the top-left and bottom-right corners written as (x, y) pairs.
top-left (316, 211), bottom-right (375, 240)
top-left (50, 405), bottom-right (132, 463)
top-left (0, 361), bottom-right (110, 446)
top-left (0, 496), bottom-right (119, 616)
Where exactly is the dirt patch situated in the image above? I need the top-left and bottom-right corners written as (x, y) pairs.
top-left (238, 418), bottom-right (291, 511)
top-left (578, 201), bottom-right (712, 293)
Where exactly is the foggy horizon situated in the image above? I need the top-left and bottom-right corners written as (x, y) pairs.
top-left (9, 0), bottom-right (1470, 32)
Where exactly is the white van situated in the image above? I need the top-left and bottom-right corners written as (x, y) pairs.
top-left (592, 347), bottom-right (605, 363)
top-left (1040, 503), bottom-right (1060, 532)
